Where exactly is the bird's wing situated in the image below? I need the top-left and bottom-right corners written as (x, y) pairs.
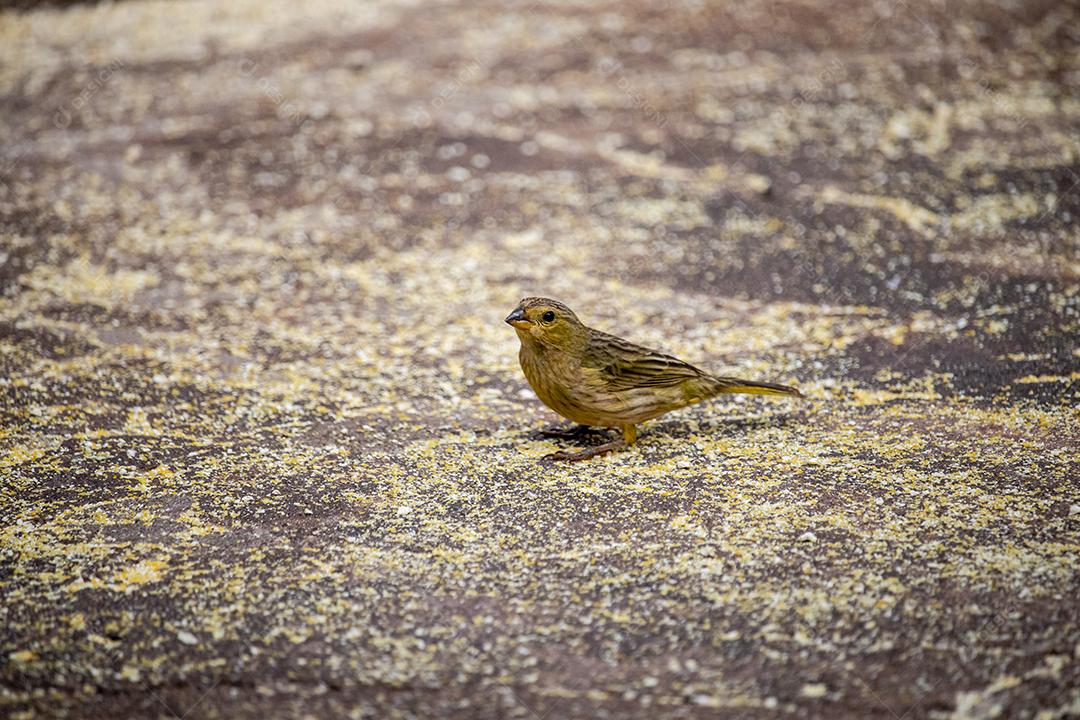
top-left (586, 330), bottom-right (706, 391)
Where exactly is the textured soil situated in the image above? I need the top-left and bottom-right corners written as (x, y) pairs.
top-left (1, 0), bottom-right (1078, 718)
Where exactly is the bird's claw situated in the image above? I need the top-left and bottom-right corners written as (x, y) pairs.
top-left (540, 439), bottom-right (629, 463)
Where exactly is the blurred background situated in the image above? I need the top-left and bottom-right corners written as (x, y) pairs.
top-left (1, 0), bottom-right (1078, 718)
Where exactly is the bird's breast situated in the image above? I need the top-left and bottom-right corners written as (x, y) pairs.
top-left (518, 342), bottom-right (610, 426)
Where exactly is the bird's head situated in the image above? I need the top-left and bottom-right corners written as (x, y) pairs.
top-left (505, 297), bottom-right (587, 350)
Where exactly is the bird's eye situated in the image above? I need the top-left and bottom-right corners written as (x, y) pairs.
top-left (541, 310), bottom-right (556, 323)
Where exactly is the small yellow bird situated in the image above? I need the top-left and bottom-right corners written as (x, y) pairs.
top-left (506, 297), bottom-right (802, 461)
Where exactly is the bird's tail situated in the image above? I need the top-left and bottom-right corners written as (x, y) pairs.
top-left (706, 376), bottom-right (803, 398)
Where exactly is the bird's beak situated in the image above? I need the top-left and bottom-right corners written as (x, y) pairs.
top-left (505, 308), bottom-right (530, 329)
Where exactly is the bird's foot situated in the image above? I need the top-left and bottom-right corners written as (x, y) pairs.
top-left (540, 439), bottom-right (628, 463)
top-left (535, 424), bottom-right (602, 440)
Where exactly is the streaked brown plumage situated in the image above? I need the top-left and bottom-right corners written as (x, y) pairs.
top-left (505, 297), bottom-right (802, 461)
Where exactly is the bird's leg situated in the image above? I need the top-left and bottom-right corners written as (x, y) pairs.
top-left (541, 424), bottom-right (638, 462)
top-left (535, 423), bottom-right (598, 440)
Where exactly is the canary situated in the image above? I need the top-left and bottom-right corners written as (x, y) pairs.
top-left (505, 297), bottom-right (802, 461)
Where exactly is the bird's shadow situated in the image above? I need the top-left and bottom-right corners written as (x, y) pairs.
top-left (528, 424), bottom-right (612, 443)
top-left (526, 411), bottom-right (799, 449)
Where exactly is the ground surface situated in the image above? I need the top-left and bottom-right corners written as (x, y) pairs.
top-left (1, 0), bottom-right (1079, 718)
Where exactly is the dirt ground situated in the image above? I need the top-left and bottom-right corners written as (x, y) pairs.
top-left (1, 0), bottom-right (1078, 718)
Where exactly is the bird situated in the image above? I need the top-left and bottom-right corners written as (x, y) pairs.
top-left (505, 297), bottom-right (802, 461)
